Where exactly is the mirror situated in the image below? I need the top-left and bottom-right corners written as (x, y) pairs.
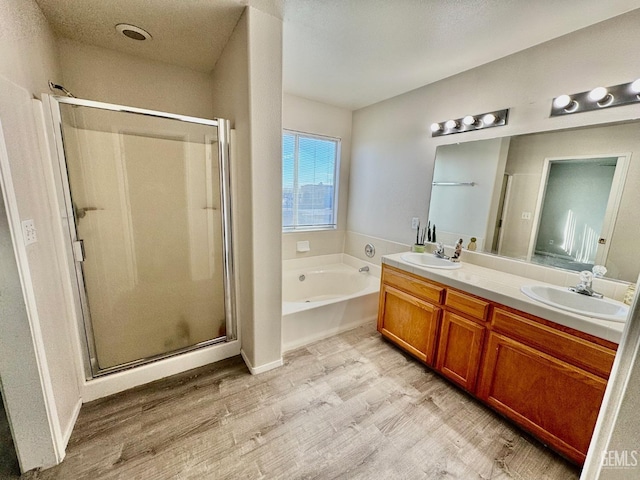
top-left (428, 120), bottom-right (640, 283)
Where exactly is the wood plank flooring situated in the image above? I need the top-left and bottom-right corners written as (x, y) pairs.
top-left (17, 323), bottom-right (580, 479)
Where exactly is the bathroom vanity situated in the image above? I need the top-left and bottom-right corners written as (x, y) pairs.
top-left (377, 255), bottom-right (623, 465)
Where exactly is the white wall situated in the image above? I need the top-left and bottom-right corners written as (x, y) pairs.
top-left (57, 38), bottom-right (215, 119)
top-left (282, 94), bottom-right (352, 260)
top-left (0, 0), bottom-right (81, 471)
top-left (245, 7), bottom-right (283, 371)
top-left (211, 7), bottom-right (284, 373)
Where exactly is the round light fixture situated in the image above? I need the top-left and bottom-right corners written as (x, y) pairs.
top-left (444, 119), bottom-right (459, 130)
top-left (482, 113), bottom-right (497, 125)
top-left (462, 115), bottom-right (477, 126)
top-left (588, 86), bottom-right (614, 106)
top-left (430, 122), bottom-right (442, 133)
top-left (588, 87), bottom-right (608, 102)
top-left (553, 95), bottom-right (572, 109)
top-left (116, 23), bottom-right (152, 41)
top-left (630, 78), bottom-right (640, 94)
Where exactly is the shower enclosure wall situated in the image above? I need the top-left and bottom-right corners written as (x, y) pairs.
top-left (45, 96), bottom-right (236, 378)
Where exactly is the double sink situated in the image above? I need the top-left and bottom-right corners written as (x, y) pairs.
top-left (400, 252), bottom-right (629, 323)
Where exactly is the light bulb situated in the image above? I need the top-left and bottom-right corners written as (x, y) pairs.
top-left (553, 95), bottom-right (572, 109)
top-left (482, 113), bottom-right (497, 125)
top-left (462, 115), bottom-right (476, 126)
top-left (630, 78), bottom-right (640, 94)
top-left (588, 87), bottom-right (608, 102)
top-left (430, 122), bottom-right (442, 133)
top-left (444, 119), bottom-right (458, 130)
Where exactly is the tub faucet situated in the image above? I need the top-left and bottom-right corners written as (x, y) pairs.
top-left (358, 266), bottom-right (369, 273)
top-left (433, 242), bottom-right (448, 259)
top-left (569, 271), bottom-right (603, 298)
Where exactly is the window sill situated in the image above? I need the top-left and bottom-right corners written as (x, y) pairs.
top-left (283, 226), bottom-right (337, 234)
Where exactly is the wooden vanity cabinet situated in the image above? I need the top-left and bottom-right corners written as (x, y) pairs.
top-left (377, 264), bottom-right (618, 465)
top-left (377, 267), bottom-right (443, 365)
top-left (477, 307), bottom-right (616, 464)
top-left (436, 311), bottom-right (485, 391)
top-left (435, 290), bottom-right (490, 391)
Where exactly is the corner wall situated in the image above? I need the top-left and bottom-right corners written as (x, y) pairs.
top-left (210, 7), bottom-right (284, 373)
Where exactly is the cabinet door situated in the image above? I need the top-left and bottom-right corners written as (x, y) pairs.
top-left (436, 312), bottom-right (485, 392)
top-left (477, 332), bottom-right (607, 465)
top-left (378, 284), bottom-right (441, 365)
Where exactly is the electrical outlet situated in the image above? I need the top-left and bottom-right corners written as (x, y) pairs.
top-left (22, 219), bottom-right (37, 245)
top-left (521, 212), bottom-right (532, 220)
top-left (411, 217), bottom-right (420, 229)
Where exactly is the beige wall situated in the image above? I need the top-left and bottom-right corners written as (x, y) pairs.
top-left (0, 0), bottom-right (80, 471)
top-left (57, 38), bottom-right (215, 119)
top-left (282, 93), bottom-right (353, 260)
top-left (0, 0), bottom-right (61, 95)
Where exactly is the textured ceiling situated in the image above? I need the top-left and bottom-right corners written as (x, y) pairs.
top-left (35, 0), bottom-right (247, 72)
top-left (283, 0), bottom-right (640, 109)
top-left (35, 0), bottom-right (640, 110)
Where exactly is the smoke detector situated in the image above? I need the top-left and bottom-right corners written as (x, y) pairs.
top-left (115, 23), bottom-right (152, 41)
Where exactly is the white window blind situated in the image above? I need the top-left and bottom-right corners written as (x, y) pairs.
top-left (282, 130), bottom-right (339, 230)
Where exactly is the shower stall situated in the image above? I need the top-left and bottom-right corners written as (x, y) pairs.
top-left (45, 96), bottom-right (236, 378)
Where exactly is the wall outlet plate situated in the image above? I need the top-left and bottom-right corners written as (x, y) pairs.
top-left (411, 217), bottom-right (420, 229)
top-left (21, 219), bottom-right (37, 245)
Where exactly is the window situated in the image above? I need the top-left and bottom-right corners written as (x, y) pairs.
top-left (282, 130), bottom-right (340, 230)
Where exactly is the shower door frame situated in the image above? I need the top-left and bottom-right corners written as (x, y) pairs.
top-left (44, 95), bottom-right (237, 379)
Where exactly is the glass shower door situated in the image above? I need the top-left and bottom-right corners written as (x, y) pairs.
top-left (57, 102), bottom-right (232, 374)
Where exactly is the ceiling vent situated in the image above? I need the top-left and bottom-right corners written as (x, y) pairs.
top-left (115, 23), bottom-right (152, 41)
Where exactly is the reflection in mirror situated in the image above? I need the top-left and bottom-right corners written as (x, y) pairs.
top-left (428, 121), bottom-right (640, 282)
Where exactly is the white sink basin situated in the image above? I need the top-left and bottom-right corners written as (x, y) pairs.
top-left (400, 253), bottom-right (461, 270)
top-left (521, 285), bottom-right (629, 322)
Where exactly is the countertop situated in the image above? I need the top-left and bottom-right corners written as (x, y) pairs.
top-left (382, 252), bottom-right (626, 344)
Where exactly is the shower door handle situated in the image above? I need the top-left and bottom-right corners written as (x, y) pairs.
top-left (72, 240), bottom-right (86, 262)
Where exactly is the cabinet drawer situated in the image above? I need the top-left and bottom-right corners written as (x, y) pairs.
top-left (382, 266), bottom-right (444, 304)
top-left (445, 289), bottom-right (490, 321)
top-left (491, 308), bottom-right (616, 379)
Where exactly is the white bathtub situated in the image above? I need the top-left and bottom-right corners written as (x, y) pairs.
top-left (282, 254), bottom-right (380, 352)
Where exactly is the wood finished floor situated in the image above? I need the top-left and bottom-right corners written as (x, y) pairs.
top-left (17, 323), bottom-right (580, 480)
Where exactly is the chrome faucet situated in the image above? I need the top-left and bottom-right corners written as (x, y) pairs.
top-left (433, 242), bottom-right (448, 259)
top-left (358, 266), bottom-right (370, 273)
top-left (569, 271), bottom-right (603, 298)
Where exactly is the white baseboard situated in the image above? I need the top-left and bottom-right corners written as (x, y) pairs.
top-left (241, 349), bottom-right (283, 375)
top-left (59, 398), bottom-right (82, 456)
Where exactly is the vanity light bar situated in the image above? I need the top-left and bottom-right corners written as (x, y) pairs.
top-left (551, 78), bottom-right (640, 117)
top-left (430, 109), bottom-right (509, 137)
